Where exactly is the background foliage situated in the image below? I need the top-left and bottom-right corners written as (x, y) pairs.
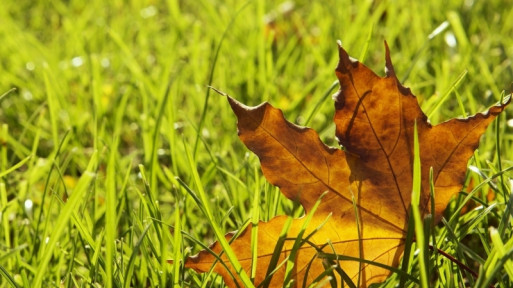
top-left (0, 0), bottom-right (512, 287)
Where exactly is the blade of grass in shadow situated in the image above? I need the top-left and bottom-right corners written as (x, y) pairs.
top-left (305, 248), bottom-right (336, 288)
top-left (459, 204), bottom-right (498, 240)
top-left (426, 70), bottom-right (467, 119)
top-left (401, 21), bottom-right (449, 83)
top-left (330, 266), bottom-right (353, 288)
top-left (138, 165), bottom-right (163, 240)
top-left (283, 192), bottom-right (328, 287)
top-left (174, 176), bottom-right (246, 287)
top-left (303, 80), bottom-right (338, 126)
top-left (0, 244), bottom-right (28, 262)
top-left (303, 238), bottom-right (356, 288)
top-left (250, 165), bottom-right (260, 281)
top-left (164, 169), bottom-right (187, 287)
top-left (318, 253), bottom-right (419, 284)
top-left (399, 203), bottom-right (416, 287)
top-left (149, 69), bottom-right (179, 188)
top-left (123, 223), bottom-right (152, 288)
top-left (136, 166), bottom-right (173, 285)
top-left (489, 227), bottom-right (513, 279)
top-left (308, 251), bottom-right (338, 288)
top-left (70, 207), bottom-right (97, 255)
top-left (259, 212), bottom-right (296, 287)
top-left (448, 166), bottom-right (513, 227)
top-left (172, 202), bottom-right (183, 287)
top-left (0, 125), bottom-right (6, 173)
top-left (259, 207), bottom-right (330, 288)
top-left (321, 248), bottom-right (343, 288)
top-left (42, 67), bottom-right (59, 147)
top-left (147, 71), bottom-right (179, 288)
top-left (294, 214), bottom-right (334, 287)
top-left (475, 236), bottom-right (513, 287)
top-left (105, 135), bottom-right (120, 288)
top-left (184, 140), bottom-right (254, 287)
top-left (411, 121), bottom-right (429, 288)
top-left (428, 168), bottom-right (441, 279)
top-left (423, 214), bottom-right (433, 279)
top-left (358, 24), bottom-right (373, 63)
top-left (64, 228), bottom-right (78, 288)
top-left (0, 183), bottom-right (11, 270)
top-left (439, 218), bottom-right (482, 283)
top-left (350, 191), bottom-right (363, 287)
top-left (0, 264), bottom-right (20, 288)
top-left (193, 0), bottom-right (252, 157)
top-left (32, 130), bottom-right (70, 259)
top-left (107, 29), bottom-right (153, 93)
top-left (0, 87), bottom-right (16, 102)
top-left (0, 155), bottom-right (30, 178)
top-left (454, 90), bottom-right (468, 118)
top-left (90, 229), bottom-right (105, 282)
top-left (32, 151), bottom-right (98, 287)
top-left (107, 28), bottom-right (156, 166)
top-left (495, 92), bottom-right (511, 236)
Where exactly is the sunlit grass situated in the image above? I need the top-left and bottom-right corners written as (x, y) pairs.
top-left (0, 0), bottom-right (512, 287)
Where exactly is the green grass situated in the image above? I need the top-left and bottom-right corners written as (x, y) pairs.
top-left (0, 0), bottom-right (512, 287)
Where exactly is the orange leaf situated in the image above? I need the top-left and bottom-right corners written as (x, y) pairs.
top-left (181, 42), bottom-right (510, 287)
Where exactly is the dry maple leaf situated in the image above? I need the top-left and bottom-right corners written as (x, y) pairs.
top-left (181, 42), bottom-right (511, 287)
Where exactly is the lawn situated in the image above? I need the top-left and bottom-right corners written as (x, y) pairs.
top-left (0, 0), bottom-right (512, 287)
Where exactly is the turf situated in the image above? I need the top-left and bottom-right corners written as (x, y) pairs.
top-left (0, 0), bottom-right (512, 287)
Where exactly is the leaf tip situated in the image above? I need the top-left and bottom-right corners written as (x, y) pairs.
top-left (383, 41), bottom-right (413, 96)
top-left (384, 40), bottom-right (396, 77)
top-left (336, 41), bottom-right (358, 74)
top-left (227, 95), bottom-right (248, 117)
top-left (227, 96), bottom-right (268, 132)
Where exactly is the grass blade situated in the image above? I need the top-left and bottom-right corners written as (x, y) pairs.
top-left (411, 121), bottom-right (429, 288)
top-left (32, 151), bottom-right (98, 287)
top-left (184, 141), bottom-right (254, 287)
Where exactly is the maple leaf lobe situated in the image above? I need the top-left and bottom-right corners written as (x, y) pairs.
top-left (334, 41), bottom-right (428, 160)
